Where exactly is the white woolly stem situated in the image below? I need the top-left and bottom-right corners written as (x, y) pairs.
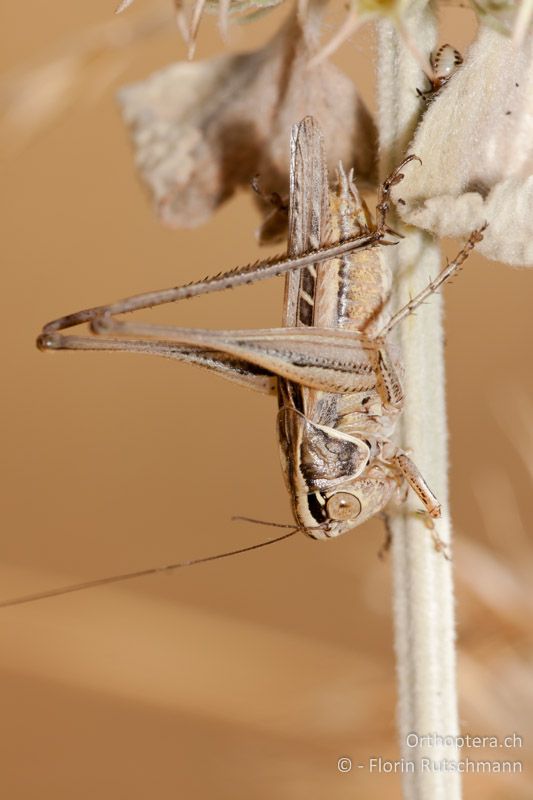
top-left (377, 7), bottom-right (461, 800)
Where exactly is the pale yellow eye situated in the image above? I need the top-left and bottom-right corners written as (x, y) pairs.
top-left (326, 492), bottom-right (362, 521)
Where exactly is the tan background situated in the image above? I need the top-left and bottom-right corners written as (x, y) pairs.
top-left (1, 2), bottom-right (532, 798)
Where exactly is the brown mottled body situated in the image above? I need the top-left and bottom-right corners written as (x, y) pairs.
top-left (277, 118), bottom-right (406, 538)
top-left (276, 118), bottom-right (482, 540)
top-left (0, 116), bottom-right (486, 609)
top-left (36, 115), bottom-right (484, 544)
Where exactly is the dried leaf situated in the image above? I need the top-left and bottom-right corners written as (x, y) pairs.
top-left (118, 11), bottom-right (377, 231)
top-left (392, 25), bottom-right (533, 266)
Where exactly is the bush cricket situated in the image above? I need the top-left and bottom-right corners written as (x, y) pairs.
top-left (1, 116), bottom-right (484, 607)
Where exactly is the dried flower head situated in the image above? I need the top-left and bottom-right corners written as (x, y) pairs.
top-left (116, 0), bottom-right (287, 56)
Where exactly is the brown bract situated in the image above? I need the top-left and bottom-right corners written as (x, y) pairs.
top-left (391, 25), bottom-right (533, 266)
top-left (117, 11), bottom-right (377, 233)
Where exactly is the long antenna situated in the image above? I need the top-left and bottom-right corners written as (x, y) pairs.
top-left (0, 530), bottom-right (299, 609)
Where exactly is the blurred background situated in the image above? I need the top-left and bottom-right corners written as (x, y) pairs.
top-left (1, 1), bottom-right (532, 797)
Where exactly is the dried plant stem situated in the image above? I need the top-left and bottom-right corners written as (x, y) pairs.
top-left (377, 8), bottom-right (461, 800)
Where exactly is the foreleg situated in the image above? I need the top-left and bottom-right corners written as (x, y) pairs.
top-left (392, 450), bottom-right (441, 518)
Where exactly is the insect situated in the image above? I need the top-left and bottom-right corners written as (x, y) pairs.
top-left (269, 118), bottom-right (482, 540)
top-left (417, 44), bottom-right (463, 102)
top-left (1, 116), bottom-right (484, 608)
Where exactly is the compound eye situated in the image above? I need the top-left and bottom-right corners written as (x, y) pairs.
top-left (326, 492), bottom-right (362, 522)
